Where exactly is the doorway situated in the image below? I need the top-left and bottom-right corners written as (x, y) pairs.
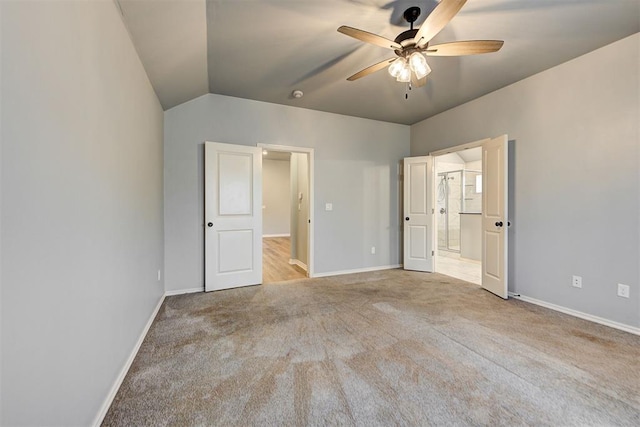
top-left (259, 144), bottom-right (314, 283)
top-left (403, 135), bottom-right (508, 298)
top-left (433, 149), bottom-right (482, 285)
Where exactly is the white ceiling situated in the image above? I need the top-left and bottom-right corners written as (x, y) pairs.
top-left (117, 0), bottom-right (639, 125)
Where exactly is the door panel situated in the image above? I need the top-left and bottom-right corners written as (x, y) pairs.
top-left (484, 231), bottom-right (500, 279)
top-left (409, 226), bottom-right (427, 258)
top-left (481, 135), bottom-right (508, 298)
top-left (409, 163), bottom-right (427, 214)
top-left (218, 230), bottom-right (253, 273)
top-left (218, 152), bottom-right (252, 215)
top-left (205, 142), bottom-right (262, 291)
top-left (404, 156), bottom-right (434, 272)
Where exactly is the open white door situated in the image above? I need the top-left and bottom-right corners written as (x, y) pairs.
top-left (481, 135), bottom-right (508, 298)
top-left (403, 156), bottom-right (434, 272)
top-left (205, 142), bottom-right (262, 291)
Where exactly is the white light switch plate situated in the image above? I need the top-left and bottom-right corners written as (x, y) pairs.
top-left (325, 203), bottom-right (333, 211)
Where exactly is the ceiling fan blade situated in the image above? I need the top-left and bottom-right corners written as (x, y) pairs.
top-left (347, 58), bottom-right (396, 81)
top-left (425, 40), bottom-right (504, 56)
top-left (338, 26), bottom-right (402, 50)
top-left (414, 0), bottom-right (467, 48)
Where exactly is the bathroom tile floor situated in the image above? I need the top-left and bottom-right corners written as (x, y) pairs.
top-left (436, 250), bottom-right (481, 285)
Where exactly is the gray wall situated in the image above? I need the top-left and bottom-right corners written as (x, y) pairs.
top-left (0, 1), bottom-right (165, 425)
top-left (164, 93), bottom-right (410, 292)
top-left (411, 34), bottom-right (639, 328)
top-left (262, 158), bottom-right (291, 236)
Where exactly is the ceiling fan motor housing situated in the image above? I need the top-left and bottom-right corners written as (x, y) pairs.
top-left (393, 6), bottom-right (423, 56)
top-left (394, 29), bottom-right (421, 56)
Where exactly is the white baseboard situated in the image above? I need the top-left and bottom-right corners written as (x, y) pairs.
top-left (288, 258), bottom-right (308, 272)
top-left (514, 294), bottom-right (640, 336)
top-left (313, 264), bottom-right (402, 278)
top-left (263, 233), bottom-right (290, 238)
top-left (92, 294), bottom-right (165, 427)
top-left (164, 287), bottom-right (203, 296)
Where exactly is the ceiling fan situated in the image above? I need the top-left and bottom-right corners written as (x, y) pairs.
top-left (337, 0), bottom-right (503, 87)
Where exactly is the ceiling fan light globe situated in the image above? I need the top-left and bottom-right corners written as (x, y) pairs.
top-left (396, 63), bottom-right (411, 82)
top-left (388, 58), bottom-right (406, 78)
top-left (409, 52), bottom-right (431, 79)
top-left (414, 63), bottom-right (431, 79)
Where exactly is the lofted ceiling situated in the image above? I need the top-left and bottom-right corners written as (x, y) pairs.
top-left (116, 0), bottom-right (639, 125)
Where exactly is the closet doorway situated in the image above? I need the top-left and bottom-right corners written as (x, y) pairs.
top-left (259, 144), bottom-right (314, 283)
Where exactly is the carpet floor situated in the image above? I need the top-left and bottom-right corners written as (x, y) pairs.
top-left (103, 269), bottom-right (640, 426)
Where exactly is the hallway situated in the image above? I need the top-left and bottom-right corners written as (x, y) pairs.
top-left (263, 237), bottom-right (307, 283)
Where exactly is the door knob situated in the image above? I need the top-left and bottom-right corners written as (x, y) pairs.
top-left (405, 217), bottom-right (410, 221)
top-left (207, 222), bottom-right (213, 227)
top-left (495, 221), bottom-right (503, 227)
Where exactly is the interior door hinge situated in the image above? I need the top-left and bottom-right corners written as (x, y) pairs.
top-left (432, 250), bottom-right (434, 256)
top-left (432, 209), bottom-right (434, 214)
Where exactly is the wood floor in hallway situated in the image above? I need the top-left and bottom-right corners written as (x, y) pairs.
top-left (263, 236), bottom-right (307, 283)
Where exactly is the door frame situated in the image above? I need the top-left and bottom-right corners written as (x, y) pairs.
top-left (258, 143), bottom-right (315, 278)
top-left (430, 137), bottom-right (509, 298)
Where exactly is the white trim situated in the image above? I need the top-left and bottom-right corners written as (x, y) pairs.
top-left (263, 233), bottom-right (290, 238)
top-left (258, 143), bottom-right (315, 278)
top-left (514, 294), bottom-right (640, 336)
top-left (288, 258), bottom-right (308, 272)
top-left (429, 137), bottom-right (490, 157)
top-left (92, 294), bottom-right (165, 427)
top-left (164, 287), bottom-right (203, 296)
top-left (313, 264), bottom-right (402, 278)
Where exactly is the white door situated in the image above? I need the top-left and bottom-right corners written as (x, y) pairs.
top-left (481, 135), bottom-right (508, 298)
top-left (205, 142), bottom-right (262, 291)
top-left (403, 156), bottom-right (434, 271)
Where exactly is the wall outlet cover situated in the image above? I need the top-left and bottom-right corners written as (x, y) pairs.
top-left (617, 283), bottom-right (630, 298)
top-left (572, 275), bottom-right (582, 288)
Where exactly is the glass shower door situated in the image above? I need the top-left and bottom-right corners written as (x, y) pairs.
top-left (437, 171), bottom-right (462, 252)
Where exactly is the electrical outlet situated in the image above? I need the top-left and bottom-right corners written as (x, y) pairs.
top-left (371, 246), bottom-right (376, 254)
top-left (617, 283), bottom-right (630, 298)
top-left (572, 275), bottom-right (582, 288)
top-left (157, 270), bottom-right (162, 281)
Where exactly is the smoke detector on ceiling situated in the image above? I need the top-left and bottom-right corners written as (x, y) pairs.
top-left (292, 90), bottom-right (303, 99)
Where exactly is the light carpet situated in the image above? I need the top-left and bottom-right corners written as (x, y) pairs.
top-left (103, 269), bottom-right (640, 426)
